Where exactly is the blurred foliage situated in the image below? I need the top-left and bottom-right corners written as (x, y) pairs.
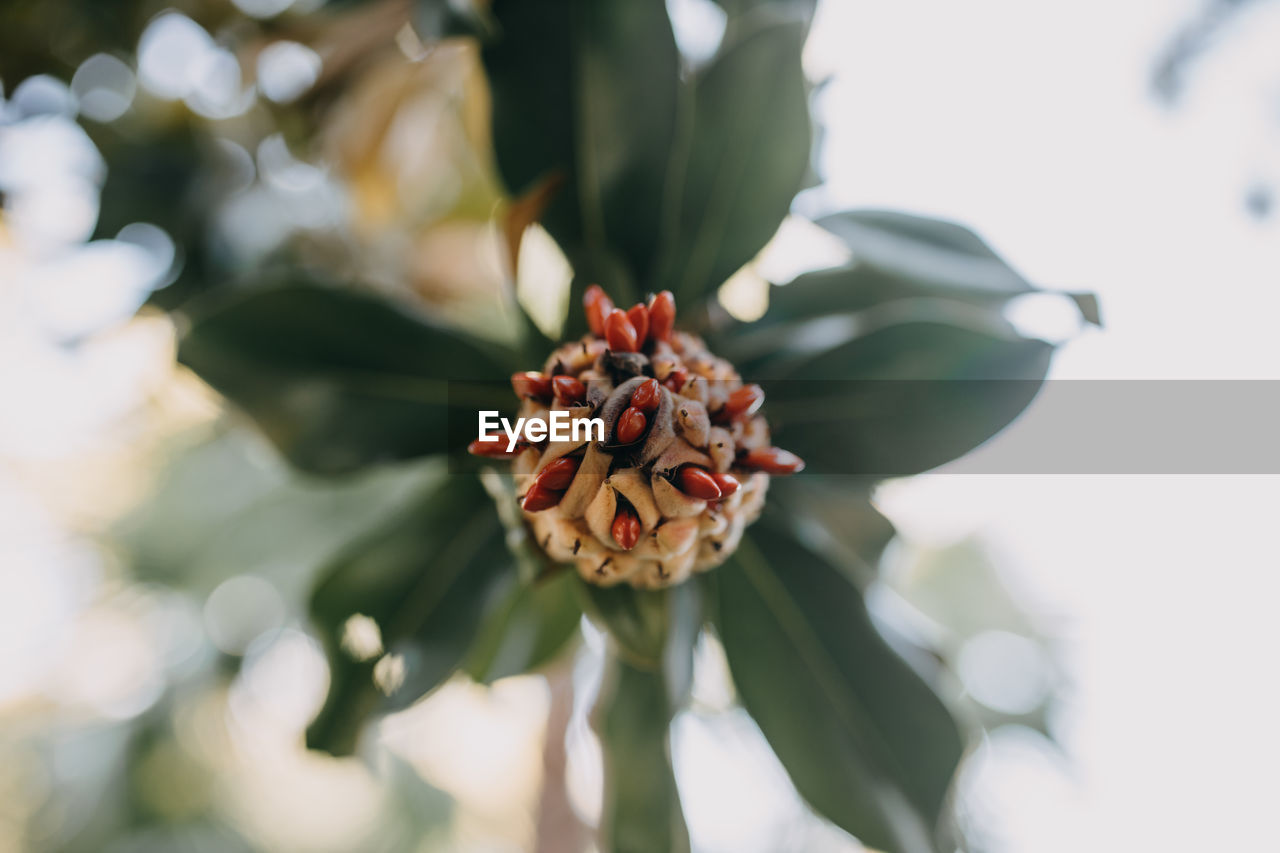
top-left (1, 0), bottom-right (1094, 850)
top-left (1152, 0), bottom-right (1280, 217)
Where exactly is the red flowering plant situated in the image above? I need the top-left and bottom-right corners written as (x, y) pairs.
top-left (172, 2), bottom-right (1096, 850)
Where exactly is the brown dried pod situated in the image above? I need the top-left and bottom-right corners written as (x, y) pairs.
top-left (682, 375), bottom-right (709, 404)
top-left (557, 443), bottom-right (611, 518)
top-left (652, 474), bottom-right (706, 518)
top-left (651, 438), bottom-right (714, 481)
top-left (605, 468), bottom-right (662, 530)
top-left (598, 376), bottom-right (676, 464)
top-left (707, 427), bottom-right (735, 472)
top-left (503, 288), bottom-right (787, 588)
top-left (674, 400), bottom-right (710, 448)
top-left (654, 517), bottom-right (700, 556)
top-left (630, 548), bottom-right (696, 589)
top-left (601, 348), bottom-right (650, 383)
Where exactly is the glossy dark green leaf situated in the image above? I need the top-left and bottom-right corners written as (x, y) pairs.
top-left (464, 570), bottom-right (582, 684)
top-left (653, 18), bottom-right (810, 303)
top-left (177, 275), bottom-right (513, 475)
top-left (483, 0), bottom-right (680, 298)
top-left (306, 474), bottom-right (511, 756)
top-left (596, 659), bottom-right (691, 853)
top-left (819, 210), bottom-right (1029, 290)
top-left (731, 306), bottom-right (1052, 476)
top-left (712, 521), bottom-right (966, 852)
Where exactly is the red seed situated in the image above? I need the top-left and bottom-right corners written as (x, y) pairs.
top-left (739, 447), bottom-right (805, 474)
top-left (604, 309), bottom-right (638, 352)
top-left (626, 303), bottom-right (650, 348)
top-left (469, 436), bottom-right (518, 458)
top-left (612, 507), bottom-right (641, 550)
top-left (663, 367), bottom-right (688, 393)
top-left (630, 378), bottom-right (661, 412)
top-left (615, 406), bottom-right (648, 444)
top-left (710, 472), bottom-right (740, 497)
top-left (536, 456), bottom-right (580, 491)
top-left (552, 374), bottom-right (586, 405)
top-left (677, 466), bottom-right (722, 500)
top-left (722, 384), bottom-right (765, 419)
top-left (522, 483), bottom-right (563, 512)
top-left (584, 284), bottom-right (613, 337)
top-left (649, 290), bottom-right (676, 342)
top-left (511, 371), bottom-right (552, 400)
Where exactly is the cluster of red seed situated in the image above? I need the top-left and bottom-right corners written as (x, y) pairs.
top-left (469, 286), bottom-right (803, 587)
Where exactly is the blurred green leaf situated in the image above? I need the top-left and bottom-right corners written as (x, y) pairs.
top-left (714, 0), bottom-right (819, 41)
top-left (483, 0), bottom-right (680, 306)
top-left (177, 275), bottom-right (514, 475)
top-left (654, 18), bottom-right (810, 304)
top-left (412, 0), bottom-right (495, 41)
top-left (306, 474), bottom-right (511, 756)
top-left (894, 538), bottom-right (1062, 741)
top-left (711, 521), bottom-right (965, 853)
top-left (464, 570), bottom-right (582, 683)
top-left (593, 581), bottom-right (700, 853)
top-left (596, 658), bottom-right (691, 853)
top-left (117, 428), bottom-right (444, 600)
top-left (729, 307), bottom-right (1052, 476)
top-left (765, 476), bottom-right (895, 586)
top-left (760, 210), bottom-right (1099, 326)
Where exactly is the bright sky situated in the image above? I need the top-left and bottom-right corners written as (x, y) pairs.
top-left (805, 1), bottom-right (1280, 850)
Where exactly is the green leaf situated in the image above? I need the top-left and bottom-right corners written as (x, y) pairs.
top-left (306, 474), bottom-right (512, 756)
top-left (818, 209), bottom-right (1031, 294)
top-left (759, 210), bottom-right (1098, 326)
top-left (116, 428), bottom-right (445, 600)
top-left (412, 0), bottom-right (495, 41)
top-left (653, 18), bottom-right (811, 303)
top-left (483, 0), bottom-right (680, 299)
top-left (740, 307), bottom-right (1052, 476)
top-left (464, 570), bottom-right (582, 684)
top-left (596, 659), bottom-right (691, 853)
top-left (177, 275), bottom-right (514, 475)
top-left (764, 476), bottom-right (895, 586)
top-left (711, 521), bottom-right (966, 852)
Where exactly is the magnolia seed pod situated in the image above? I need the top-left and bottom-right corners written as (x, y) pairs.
top-left (599, 376), bottom-right (676, 464)
top-left (513, 446), bottom-right (541, 478)
top-left (602, 349), bottom-right (649, 382)
top-left (538, 516), bottom-right (590, 562)
top-left (585, 485), bottom-right (620, 548)
top-left (507, 286), bottom-right (802, 588)
top-left (557, 443), bottom-right (611, 518)
top-left (708, 427), bottom-right (735, 472)
top-left (531, 440), bottom-right (589, 479)
top-left (674, 400), bottom-right (710, 448)
top-left (585, 552), bottom-right (641, 586)
top-left (651, 438), bottom-right (714, 481)
top-left (654, 517), bottom-right (700, 556)
top-left (605, 468), bottom-right (662, 531)
top-left (631, 548), bottom-right (696, 589)
top-left (652, 474), bottom-right (706, 518)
